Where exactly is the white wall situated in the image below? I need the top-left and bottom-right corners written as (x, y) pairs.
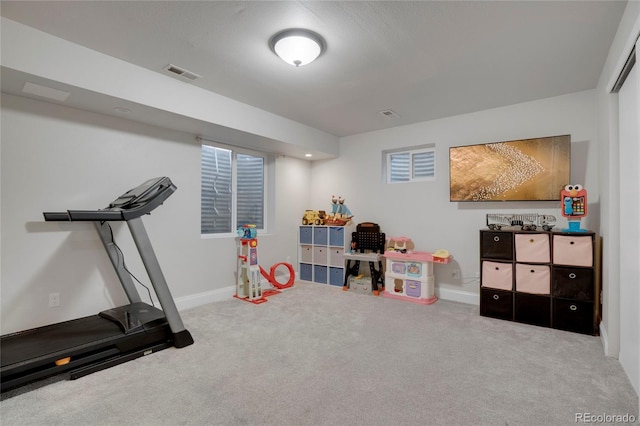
top-left (595, 0), bottom-right (640, 402)
top-left (310, 90), bottom-right (599, 303)
top-left (0, 93), bottom-right (311, 334)
top-left (618, 56), bottom-right (640, 399)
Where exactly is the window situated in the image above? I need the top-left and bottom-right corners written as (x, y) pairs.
top-left (383, 145), bottom-right (436, 183)
top-left (201, 144), bottom-right (265, 235)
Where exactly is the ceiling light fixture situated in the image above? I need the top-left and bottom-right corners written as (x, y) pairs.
top-left (269, 29), bottom-right (326, 67)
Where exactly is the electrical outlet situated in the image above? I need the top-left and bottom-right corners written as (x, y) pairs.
top-left (48, 292), bottom-right (60, 308)
top-left (452, 270), bottom-right (460, 279)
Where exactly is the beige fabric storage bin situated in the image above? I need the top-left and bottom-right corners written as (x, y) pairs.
top-left (329, 247), bottom-right (344, 267)
top-left (481, 261), bottom-right (513, 290)
top-left (313, 246), bottom-right (327, 264)
top-left (553, 235), bottom-right (593, 267)
top-left (515, 263), bottom-right (551, 294)
top-left (515, 233), bottom-right (550, 263)
top-left (300, 245), bottom-right (313, 263)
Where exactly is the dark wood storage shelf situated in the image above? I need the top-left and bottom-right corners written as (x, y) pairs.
top-left (479, 229), bottom-right (601, 335)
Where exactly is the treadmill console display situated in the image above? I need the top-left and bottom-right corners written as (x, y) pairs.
top-left (109, 177), bottom-right (172, 209)
top-left (44, 177), bottom-right (176, 222)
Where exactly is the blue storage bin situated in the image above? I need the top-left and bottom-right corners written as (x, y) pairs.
top-left (313, 227), bottom-right (328, 245)
top-left (314, 265), bottom-right (327, 284)
top-left (329, 226), bottom-right (345, 246)
top-left (329, 267), bottom-right (344, 286)
top-left (299, 226), bottom-right (312, 244)
top-left (300, 263), bottom-right (313, 281)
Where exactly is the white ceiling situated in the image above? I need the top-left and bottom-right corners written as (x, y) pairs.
top-left (0, 1), bottom-right (628, 138)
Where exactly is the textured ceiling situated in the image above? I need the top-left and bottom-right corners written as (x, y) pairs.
top-left (0, 1), bottom-right (628, 137)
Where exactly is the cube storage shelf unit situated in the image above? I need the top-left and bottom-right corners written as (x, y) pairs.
top-left (480, 229), bottom-right (601, 335)
top-left (298, 225), bottom-right (354, 286)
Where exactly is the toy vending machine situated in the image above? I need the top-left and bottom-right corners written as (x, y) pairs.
top-left (561, 184), bottom-right (588, 232)
top-left (236, 225), bottom-right (265, 303)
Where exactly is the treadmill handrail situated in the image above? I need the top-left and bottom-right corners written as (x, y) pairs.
top-left (43, 210), bottom-right (124, 222)
top-left (43, 177), bottom-right (176, 222)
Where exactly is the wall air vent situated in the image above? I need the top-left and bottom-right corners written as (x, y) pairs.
top-left (163, 64), bottom-right (202, 81)
top-left (378, 109), bottom-right (399, 119)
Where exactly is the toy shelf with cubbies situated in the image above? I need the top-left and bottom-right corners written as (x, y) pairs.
top-left (479, 229), bottom-right (600, 335)
top-left (383, 251), bottom-right (451, 304)
top-left (298, 225), bottom-right (354, 286)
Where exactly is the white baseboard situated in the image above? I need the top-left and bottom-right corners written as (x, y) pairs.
top-left (175, 285), bottom-right (236, 311)
top-left (437, 287), bottom-right (479, 305)
top-left (599, 321), bottom-right (614, 357)
top-left (175, 284), bottom-right (479, 311)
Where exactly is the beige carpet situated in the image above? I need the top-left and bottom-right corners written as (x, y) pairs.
top-left (1, 281), bottom-right (638, 425)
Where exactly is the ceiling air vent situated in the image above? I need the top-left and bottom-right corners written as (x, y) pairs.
top-left (164, 64), bottom-right (202, 81)
top-left (378, 109), bottom-right (399, 119)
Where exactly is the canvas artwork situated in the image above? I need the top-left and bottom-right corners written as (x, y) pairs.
top-left (449, 135), bottom-right (571, 202)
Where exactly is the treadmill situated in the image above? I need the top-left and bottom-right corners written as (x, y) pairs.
top-left (1, 177), bottom-right (194, 392)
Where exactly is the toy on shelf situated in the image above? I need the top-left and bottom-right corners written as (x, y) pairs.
top-left (325, 195), bottom-right (353, 225)
top-left (432, 249), bottom-right (450, 264)
top-left (383, 237), bottom-right (452, 305)
top-left (386, 236), bottom-right (414, 254)
top-left (302, 210), bottom-right (326, 225)
top-left (235, 225), bottom-right (295, 304)
top-left (486, 213), bottom-right (556, 231)
top-left (561, 184), bottom-right (588, 232)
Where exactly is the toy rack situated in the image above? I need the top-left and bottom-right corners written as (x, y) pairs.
top-left (486, 213), bottom-right (556, 231)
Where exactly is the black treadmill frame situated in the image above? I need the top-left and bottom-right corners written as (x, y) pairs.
top-left (1, 177), bottom-right (194, 392)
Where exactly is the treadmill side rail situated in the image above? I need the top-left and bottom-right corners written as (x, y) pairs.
top-left (127, 217), bottom-right (194, 346)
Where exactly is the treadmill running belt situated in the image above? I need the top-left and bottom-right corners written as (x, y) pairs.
top-left (1, 315), bottom-right (123, 368)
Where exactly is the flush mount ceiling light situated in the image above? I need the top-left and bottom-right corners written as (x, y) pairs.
top-left (269, 29), bottom-right (326, 67)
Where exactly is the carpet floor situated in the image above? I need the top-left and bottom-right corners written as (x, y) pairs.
top-left (1, 281), bottom-right (638, 425)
